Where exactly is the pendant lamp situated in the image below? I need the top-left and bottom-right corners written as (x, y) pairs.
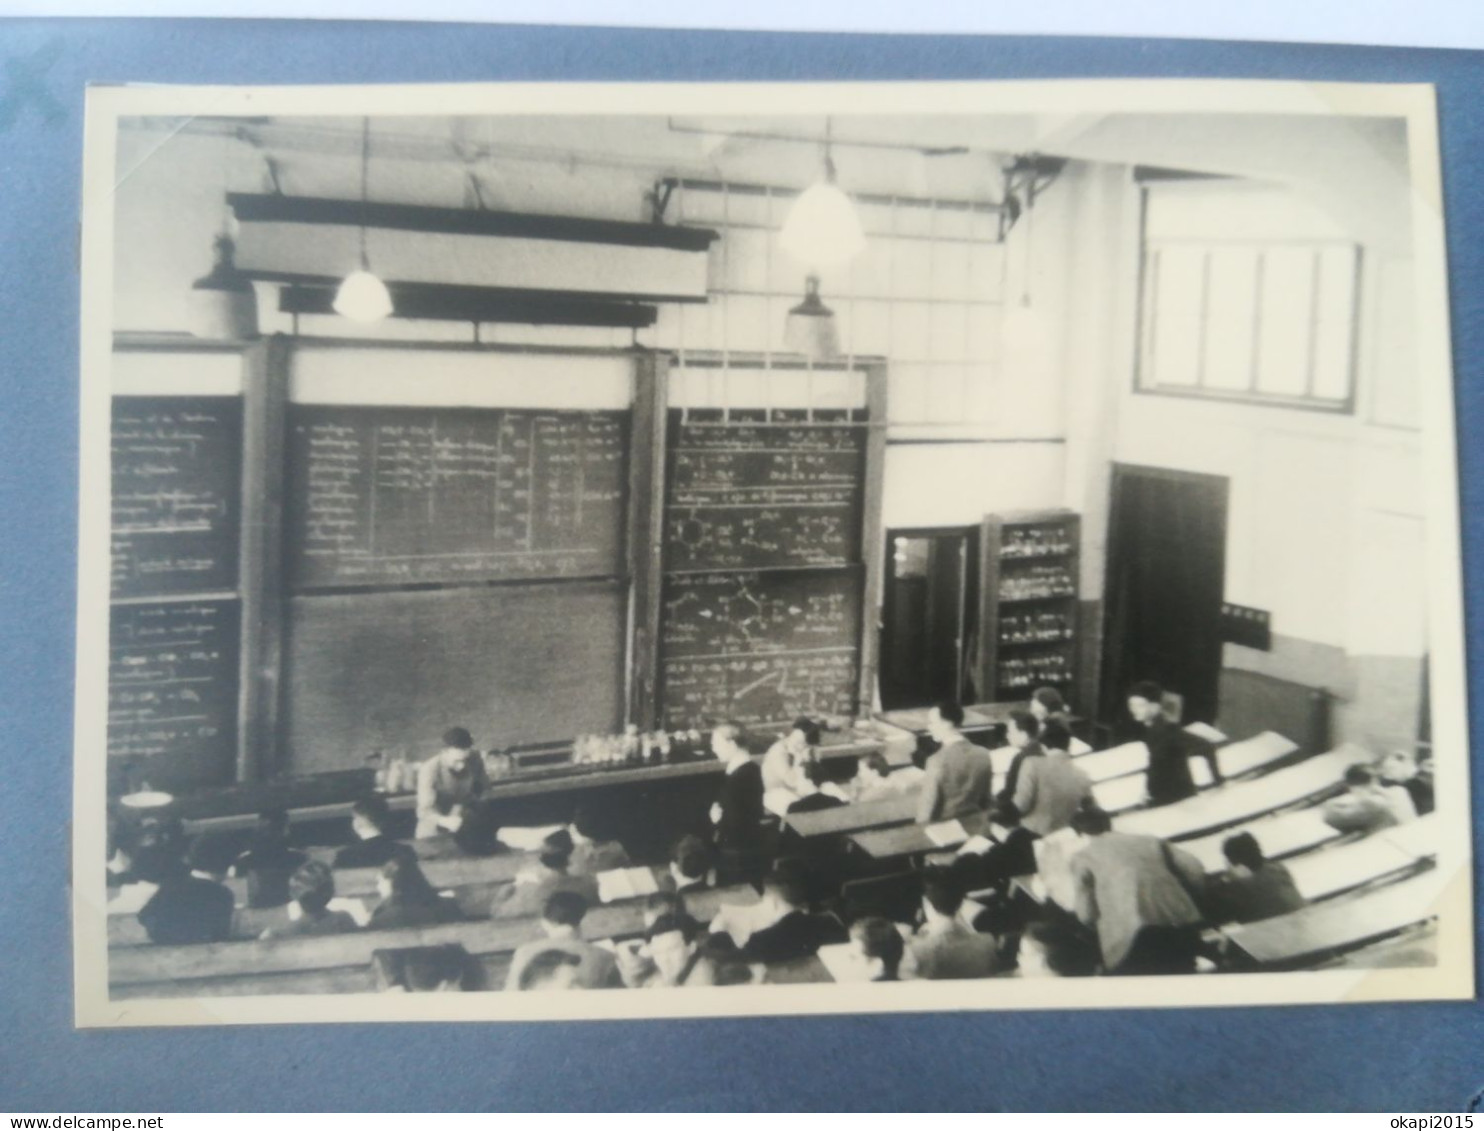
top-left (783, 274), bottom-right (841, 360)
top-left (190, 233), bottom-right (259, 340)
top-left (778, 120), bottom-right (865, 270)
top-left (334, 117), bottom-right (393, 323)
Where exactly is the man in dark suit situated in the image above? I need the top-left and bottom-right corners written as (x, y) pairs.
top-left (916, 702), bottom-right (993, 824)
top-left (333, 796), bottom-right (411, 870)
top-left (709, 722), bottom-right (766, 887)
top-left (996, 710), bottom-right (1046, 808)
top-left (738, 858), bottom-right (847, 965)
top-left (1127, 681), bottom-right (1222, 807)
top-left (134, 836), bottom-right (235, 946)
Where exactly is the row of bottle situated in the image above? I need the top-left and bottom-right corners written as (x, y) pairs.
top-left (998, 653), bottom-right (1073, 689)
top-left (1000, 526), bottom-right (1073, 559)
top-left (998, 610), bottom-right (1075, 645)
top-left (999, 564), bottom-right (1076, 601)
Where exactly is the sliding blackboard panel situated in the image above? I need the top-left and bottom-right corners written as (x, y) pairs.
top-left (665, 414), bottom-right (864, 570)
top-left (283, 581), bottom-right (626, 776)
top-left (108, 599), bottom-right (240, 789)
top-left (286, 406), bottom-right (627, 588)
top-left (111, 397), bottom-right (242, 599)
top-left (659, 570), bottom-right (860, 729)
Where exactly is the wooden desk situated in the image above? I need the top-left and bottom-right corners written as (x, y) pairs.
top-left (1216, 731), bottom-right (1300, 779)
top-left (849, 812), bottom-right (991, 861)
top-left (1114, 749), bottom-right (1359, 842)
top-left (1073, 742), bottom-right (1149, 785)
top-left (1220, 869), bottom-right (1444, 968)
top-left (1179, 807), bottom-right (1342, 874)
top-left (1284, 834), bottom-right (1423, 904)
top-left (1090, 773), bottom-right (1148, 815)
top-left (782, 792), bottom-right (920, 839)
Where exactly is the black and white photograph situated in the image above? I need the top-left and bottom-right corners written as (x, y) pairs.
top-left (73, 77), bottom-right (1472, 1026)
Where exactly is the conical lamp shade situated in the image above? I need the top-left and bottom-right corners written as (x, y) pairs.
top-left (784, 277), bottom-right (841, 360)
top-left (333, 269), bottom-right (394, 323)
top-left (779, 181), bottom-right (866, 269)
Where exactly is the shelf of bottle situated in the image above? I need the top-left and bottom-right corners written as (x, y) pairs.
top-left (996, 635), bottom-right (1076, 648)
top-left (998, 675), bottom-right (1075, 691)
top-left (997, 592), bottom-right (1078, 605)
top-left (997, 550), bottom-right (1074, 563)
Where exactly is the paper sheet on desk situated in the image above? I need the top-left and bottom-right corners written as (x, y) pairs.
top-left (815, 942), bottom-right (867, 983)
top-left (327, 896), bottom-right (371, 927)
top-left (1184, 721), bottom-right (1228, 744)
top-left (497, 825), bottom-right (566, 851)
top-left (597, 867), bottom-right (661, 903)
top-left (957, 834), bottom-right (994, 856)
top-left (923, 819), bottom-right (968, 847)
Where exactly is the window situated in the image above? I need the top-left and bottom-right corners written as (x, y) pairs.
top-left (1136, 181), bottom-right (1361, 412)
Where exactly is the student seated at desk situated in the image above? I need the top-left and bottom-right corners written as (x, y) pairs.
top-left (786, 761), bottom-right (849, 816)
top-left (333, 796), bottom-right (412, 870)
top-left (505, 890), bottom-right (621, 991)
top-left (843, 751), bottom-right (917, 805)
top-left (1067, 806), bottom-right (1206, 976)
top-left (761, 716), bottom-right (822, 798)
top-left (903, 871), bottom-right (1001, 980)
top-left (490, 829), bottom-right (599, 920)
top-left (372, 943), bottom-right (477, 992)
top-left (1322, 764), bottom-right (1417, 835)
top-left (566, 805), bottom-right (631, 876)
top-left (916, 702), bottom-right (993, 825)
top-left (1012, 721), bottom-right (1093, 837)
top-left (1014, 916), bottom-right (1101, 978)
top-left (261, 860), bottom-right (359, 940)
top-left (709, 857), bottom-right (810, 950)
top-left (133, 833), bottom-right (236, 947)
top-left (738, 860), bottom-right (848, 965)
top-left (415, 726), bottom-right (490, 840)
top-left (368, 854), bottom-right (465, 931)
top-left (996, 711), bottom-right (1046, 810)
top-left (952, 802), bottom-right (1039, 897)
top-left (514, 948), bottom-right (584, 992)
top-left (1029, 687), bottom-right (1073, 733)
top-left (663, 835), bottom-right (715, 894)
top-left (1380, 749), bottom-right (1434, 817)
top-left (1201, 832), bottom-right (1305, 927)
top-left (231, 809), bottom-right (307, 910)
top-left (850, 916), bottom-right (906, 982)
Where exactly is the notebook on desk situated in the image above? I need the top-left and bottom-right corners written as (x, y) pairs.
top-left (596, 867), bottom-right (661, 904)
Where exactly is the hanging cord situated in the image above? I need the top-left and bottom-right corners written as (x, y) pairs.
top-left (359, 116), bottom-right (372, 271)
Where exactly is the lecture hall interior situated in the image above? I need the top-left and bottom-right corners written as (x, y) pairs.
top-left (99, 103), bottom-right (1449, 998)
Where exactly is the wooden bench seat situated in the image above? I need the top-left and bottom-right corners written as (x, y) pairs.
top-left (1114, 748), bottom-right (1360, 842)
top-left (1179, 807), bottom-right (1342, 874)
top-left (1219, 868), bottom-right (1445, 969)
top-left (783, 791), bottom-right (920, 839)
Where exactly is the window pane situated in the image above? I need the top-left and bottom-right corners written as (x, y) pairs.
top-left (1203, 248), bottom-right (1260, 390)
top-left (1152, 315), bottom-right (1203, 386)
top-left (1148, 247), bottom-right (1205, 387)
top-left (1312, 318), bottom-right (1354, 402)
top-left (1256, 247), bottom-right (1315, 397)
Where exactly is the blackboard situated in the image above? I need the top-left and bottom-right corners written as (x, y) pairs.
top-left (286, 406), bottom-right (627, 588)
top-left (664, 414), bottom-right (864, 570)
top-left (108, 598), bottom-right (240, 789)
top-left (111, 396), bottom-right (242, 599)
top-left (659, 570), bottom-right (860, 729)
top-left (283, 581), bottom-right (627, 776)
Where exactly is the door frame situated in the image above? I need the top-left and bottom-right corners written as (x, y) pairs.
top-left (880, 524), bottom-right (980, 709)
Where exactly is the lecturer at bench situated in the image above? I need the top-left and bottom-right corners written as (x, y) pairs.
top-left (916, 701), bottom-right (993, 824)
top-left (415, 726), bottom-right (490, 839)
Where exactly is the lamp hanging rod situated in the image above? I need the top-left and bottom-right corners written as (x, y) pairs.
top-left (665, 117), bottom-right (983, 158)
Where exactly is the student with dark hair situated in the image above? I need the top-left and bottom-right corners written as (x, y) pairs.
top-left (850, 916), bottom-right (906, 982)
top-left (849, 750), bottom-right (913, 805)
top-left (261, 860), bottom-right (359, 940)
top-left (505, 889), bottom-right (621, 990)
top-left (916, 701), bottom-right (993, 824)
top-left (710, 857), bottom-right (815, 951)
top-left (1013, 721), bottom-right (1094, 836)
top-left (415, 726), bottom-right (490, 840)
top-left (786, 758), bottom-right (849, 815)
top-left (134, 834), bottom-right (236, 946)
top-left (953, 801), bottom-right (1039, 895)
top-left (368, 854), bottom-right (464, 930)
top-left (1029, 687), bottom-right (1071, 729)
top-left (1202, 832), bottom-right (1306, 926)
top-left (666, 835), bottom-right (715, 893)
top-left (490, 829), bottom-right (598, 919)
top-left (1324, 763), bottom-right (1417, 834)
top-left (1068, 808), bottom-right (1207, 975)
top-left (372, 944), bottom-right (476, 992)
top-left (231, 809), bottom-right (307, 909)
top-left (904, 870), bottom-right (1000, 980)
top-left (762, 715), bottom-right (823, 798)
top-left (709, 721), bottom-right (766, 887)
top-left (1380, 749), bottom-right (1435, 817)
top-left (997, 710), bottom-right (1045, 808)
top-left (567, 805), bottom-right (631, 876)
top-left (515, 948), bottom-right (585, 992)
top-left (1127, 681), bottom-right (1222, 807)
top-left (334, 796), bottom-right (410, 870)
top-left (738, 858), bottom-right (847, 965)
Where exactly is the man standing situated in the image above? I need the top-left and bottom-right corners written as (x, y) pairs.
top-left (1126, 681), bottom-right (1221, 807)
top-left (415, 726), bottom-right (490, 840)
top-left (1013, 721), bottom-right (1094, 836)
top-left (915, 702), bottom-right (993, 824)
top-left (1068, 806), bottom-right (1207, 975)
top-left (709, 722), bottom-right (766, 886)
